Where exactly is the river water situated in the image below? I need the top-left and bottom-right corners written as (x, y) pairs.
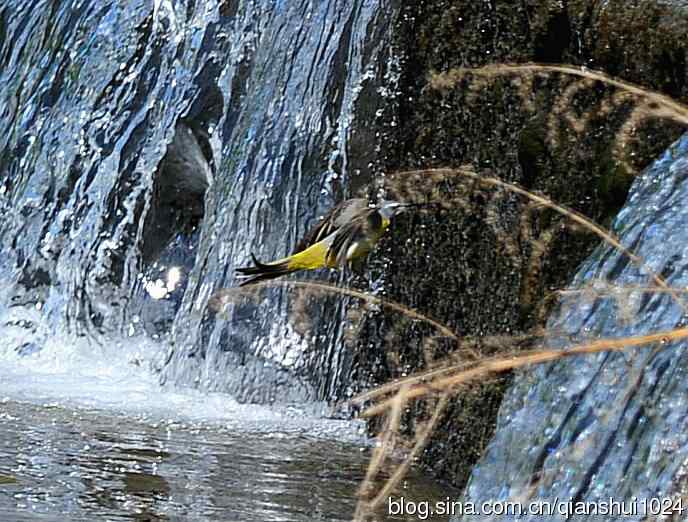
top-left (0, 335), bottom-right (451, 521)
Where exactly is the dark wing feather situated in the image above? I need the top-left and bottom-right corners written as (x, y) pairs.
top-left (292, 198), bottom-right (368, 254)
top-left (326, 209), bottom-right (377, 265)
top-left (235, 253), bottom-right (294, 286)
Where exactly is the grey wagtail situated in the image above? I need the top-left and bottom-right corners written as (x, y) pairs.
top-left (235, 199), bottom-right (419, 286)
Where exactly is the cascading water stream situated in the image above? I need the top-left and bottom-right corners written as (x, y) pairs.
top-left (0, 0), bottom-right (396, 405)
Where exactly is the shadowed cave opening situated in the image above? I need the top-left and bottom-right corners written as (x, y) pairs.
top-left (135, 117), bottom-right (215, 337)
top-left (141, 121), bottom-right (213, 265)
top-left (135, 74), bottom-right (223, 337)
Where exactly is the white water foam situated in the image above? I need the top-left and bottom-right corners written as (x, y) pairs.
top-left (0, 310), bottom-right (367, 442)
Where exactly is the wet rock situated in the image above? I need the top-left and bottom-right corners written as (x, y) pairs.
top-left (352, 0), bottom-right (688, 488)
top-left (457, 132), bottom-right (688, 521)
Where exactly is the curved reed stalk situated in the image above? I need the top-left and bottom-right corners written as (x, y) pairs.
top-left (355, 392), bottom-right (451, 521)
top-left (355, 384), bottom-right (408, 517)
top-left (209, 279), bottom-right (482, 359)
top-left (387, 166), bottom-right (688, 314)
top-left (429, 63), bottom-right (688, 126)
top-left (359, 326), bottom-right (687, 419)
top-left (351, 330), bottom-right (550, 405)
top-left (210, 280), bottom-right (455, 339)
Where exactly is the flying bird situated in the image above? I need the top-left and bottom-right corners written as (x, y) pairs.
top-left (235, 198), bottom-right (418, 286)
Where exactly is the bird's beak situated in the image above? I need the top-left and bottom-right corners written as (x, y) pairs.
top-left (398, 202), bottom-right (431, 211)
top-left (390, 202), bottom-right (421, 216)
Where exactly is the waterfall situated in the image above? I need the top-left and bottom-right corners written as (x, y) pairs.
top-left (0, 0), bottom-right (395, 404)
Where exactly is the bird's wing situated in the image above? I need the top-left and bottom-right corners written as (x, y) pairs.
top-left (291, 198), bottom-right (369, 254)
top-left (326, 208), bottom-right (382, 265)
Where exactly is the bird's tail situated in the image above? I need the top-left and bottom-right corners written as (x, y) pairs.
top-left (236, 241), bottom-right (330, 286)
top-left (235, 253), bottom-right (297, 286)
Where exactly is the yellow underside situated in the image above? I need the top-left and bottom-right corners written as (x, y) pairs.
top-left (273, 219), bottom-right (390, 271)
top-left (285, 241), bottom-right (334, 270)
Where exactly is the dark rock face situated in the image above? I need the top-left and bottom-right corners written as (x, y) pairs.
top-left (350, 0), bottom-right (688, 488)
top-left (458, 133), bottom-right (688, 521)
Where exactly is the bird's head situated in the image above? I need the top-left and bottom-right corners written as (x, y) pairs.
top-left (377, 200), bottom-right (423, 219)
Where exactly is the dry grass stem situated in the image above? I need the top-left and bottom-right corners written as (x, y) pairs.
top-left (354, 385), bottom-right (408, 521)
top-left (352, 330), bottom-right (554, 405)
top-left (359, 393), bottom-right (451, 521)
top-left (354, 392), bottom-right (450, 522)
top-left (209, 280), bottom-right (469, 352)
top-left (429, 63), bottom-right (688, 126)
top-left (358, 326), bottom-right (687, 419)
top-left (388, 167), bottom-right (688, 314)
top-left (429, 63), bottom-right (688, 176)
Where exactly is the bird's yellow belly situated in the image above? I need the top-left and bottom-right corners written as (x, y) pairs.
top-left (286, 241), bottom-right (330, 270)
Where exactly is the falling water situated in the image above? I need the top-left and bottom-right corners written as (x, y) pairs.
top-left (0, 0), bottom-right (396, 402)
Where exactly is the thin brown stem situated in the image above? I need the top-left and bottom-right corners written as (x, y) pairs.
top-left (389, 167), bottom-right (688, 314)
top-left (210, 279), bottom-right (480, 360)
top-left (359, 326), bottom-right (687, 418)
top-left (429, 63), bottom-right (688, 126)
